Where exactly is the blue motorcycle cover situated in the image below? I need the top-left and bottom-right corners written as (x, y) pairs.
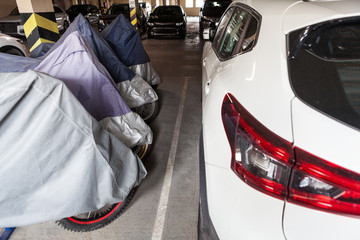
top-left (101, 14), bottom-right (161, 86)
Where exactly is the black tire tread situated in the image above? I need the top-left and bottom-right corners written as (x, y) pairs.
top-left (56, 188), bottom-right (137, 232)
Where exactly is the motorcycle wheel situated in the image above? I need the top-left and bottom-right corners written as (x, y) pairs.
top-left (132, 143), bottom-right (152, 161)
top-left (56, 188), bottom-right (136, 232)
top-left (131, 100), bottom-right (159, 124)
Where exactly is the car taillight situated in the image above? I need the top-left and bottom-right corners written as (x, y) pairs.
top-left (221, 93), bottom-right (294, 199)
top-left (222, 93), bottom-right (360, 217)
top-left (288, 148), bottom-right (360, 217)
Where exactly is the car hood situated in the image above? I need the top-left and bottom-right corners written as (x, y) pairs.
top-left (149, 15), bottom-right (184, 23)
top-left (201, 15), bottom-right (220, 23)
top-left (0, 15), bottom-right (21, 23)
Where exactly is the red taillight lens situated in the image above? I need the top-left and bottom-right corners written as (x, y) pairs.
top-left (288, 148), bottom-right (360, 217)
top-left (222, 93), bottom-right (360, 217)
top-left (221, 93), bottom-right (294, 199)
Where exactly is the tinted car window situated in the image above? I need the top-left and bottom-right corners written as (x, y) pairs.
top-left (212, 7), bottom-right (234, 50)
top-left (54, 6), bottom-right (62, 13)
top-left (288, 17), bottom-right (360, 129)
top-left (213, 6), bottom-right (259, 60)
top-left (203, 0), bottom-right (232, 16)
top-left (108, 4), bottom-right (130, 14)
top-left (153, 6), bottom-right (182, 16)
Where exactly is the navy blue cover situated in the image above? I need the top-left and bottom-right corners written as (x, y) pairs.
top-left (101, 14), bottom-right (150, 66)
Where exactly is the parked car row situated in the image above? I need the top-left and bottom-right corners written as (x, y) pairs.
top-left (0, 3), bottom-right (188, 39)
top-left (99, 4), bottom-right (147, 33)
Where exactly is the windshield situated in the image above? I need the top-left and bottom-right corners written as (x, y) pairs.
top-left (153, 6), bottom-right (182, 16)
top-left (203, 0), bottom-right (232, 16)
top-left (288, 17), bottom-right (360, 130)
top-left (68, 5), bottom-right (87, 14)
top-left (107, 4), bottom-right (129, 14)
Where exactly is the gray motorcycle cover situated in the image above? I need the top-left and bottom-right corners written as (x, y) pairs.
top-left (0, 70), bottom-right (147, 227)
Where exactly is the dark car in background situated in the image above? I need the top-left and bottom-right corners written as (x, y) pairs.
top-left (99, 4), bottom-right (147, 33)
top-left (0, 5), bottom-right (70, 37)
top-left (67, 4), bottom-right (101, 25)
top-left (199, 0), bottom-right (232, 36)
top-left (147, 5), bottom-right (186, 39)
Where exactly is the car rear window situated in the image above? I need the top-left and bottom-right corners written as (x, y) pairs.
top-left (288, 17), bottom-right (360, 130)
top-left (108, 5), bottom-right (129, 14)
top-left (203, 0), bottom-right (232, 16)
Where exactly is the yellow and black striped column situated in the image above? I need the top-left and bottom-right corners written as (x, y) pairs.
top-left (129, 0), bottom-right (139, 33)
top-left (16, 0), bottom-right (59, 53)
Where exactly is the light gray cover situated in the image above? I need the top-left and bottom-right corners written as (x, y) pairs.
top-left (0, 70), bottom-right (147, 227)
top-left (129, 62), bottom-right (161, 86)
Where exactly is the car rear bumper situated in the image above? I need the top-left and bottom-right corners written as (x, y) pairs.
top-left (198, 129), bottom-right (220, 240)
top-left (147, 25), bottom-right (185, 37)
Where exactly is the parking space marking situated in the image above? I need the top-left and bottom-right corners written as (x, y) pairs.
top-left (151, 77), bottom-right (189, 240)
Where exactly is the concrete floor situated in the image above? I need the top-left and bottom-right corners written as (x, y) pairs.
top-left (7, 18), bottom-right (203, 240)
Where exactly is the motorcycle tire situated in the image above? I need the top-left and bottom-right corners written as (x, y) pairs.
top-left (56, 188), bottom-right (136, 232)
top-left (131, 99), bottom-right (159, 124)
top-left (132, 143), bottom-right (152, 162)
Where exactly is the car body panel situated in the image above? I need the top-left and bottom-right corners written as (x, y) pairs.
top-left (283, 97), bottom-right (360, 239)
top-left (53, 5), bottom-right (70, 31)
top-left (282, 0), bottom-right (360, 34)
top-left (291, 98), bottom-right (360, 173)
top-left (203, 148), bottom-right (285, 240)
top-left (0, 33), bottom-right (29, 56)
top-left (200, 0), bottom-right (360, 239)
top-left (284, 201), bottom-right (360, 240)
top-left (147, 5), bottom-right (186, 38)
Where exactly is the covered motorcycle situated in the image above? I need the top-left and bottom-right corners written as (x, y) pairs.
top-left (37, 14), bottom-right (158, 109)
top-left (0, 70), bottom-right (147, 227)
top-left (100, 14), bottom-right (161, 87)
top-left (34, 31), bottom-right (152, 148)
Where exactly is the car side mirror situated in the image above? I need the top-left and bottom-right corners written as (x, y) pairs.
top-left (203, 23), bottom-right (217, 41)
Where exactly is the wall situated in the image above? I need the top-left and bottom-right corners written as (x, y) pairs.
top-left (0, 0), bottom-right (17, 18)
top-left (72, 0), bottom-right (200, 16)
top-left (54, 0), bottom-right (73, 10)
top-left (0, 0), bottom-right (200, 17)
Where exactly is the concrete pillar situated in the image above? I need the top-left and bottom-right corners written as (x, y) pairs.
top-left (16, 0), bottom-right (59, 53)
top-left (129, 0), bottom-right (139, 32)
top-left (150, 0), bottom-right (156, 9)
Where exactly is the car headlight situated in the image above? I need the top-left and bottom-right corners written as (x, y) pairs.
top-left (147, 22), bottom-right (154, 26)
top-left (176, 22), bottom-right (183, 26)
top-left (17, 25), bottom-right (25, 35)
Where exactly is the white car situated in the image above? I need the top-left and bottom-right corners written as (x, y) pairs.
top-left (199, 0), bottom-right (360, 239)
top-left (0, 33), bottom-right (29, 56)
